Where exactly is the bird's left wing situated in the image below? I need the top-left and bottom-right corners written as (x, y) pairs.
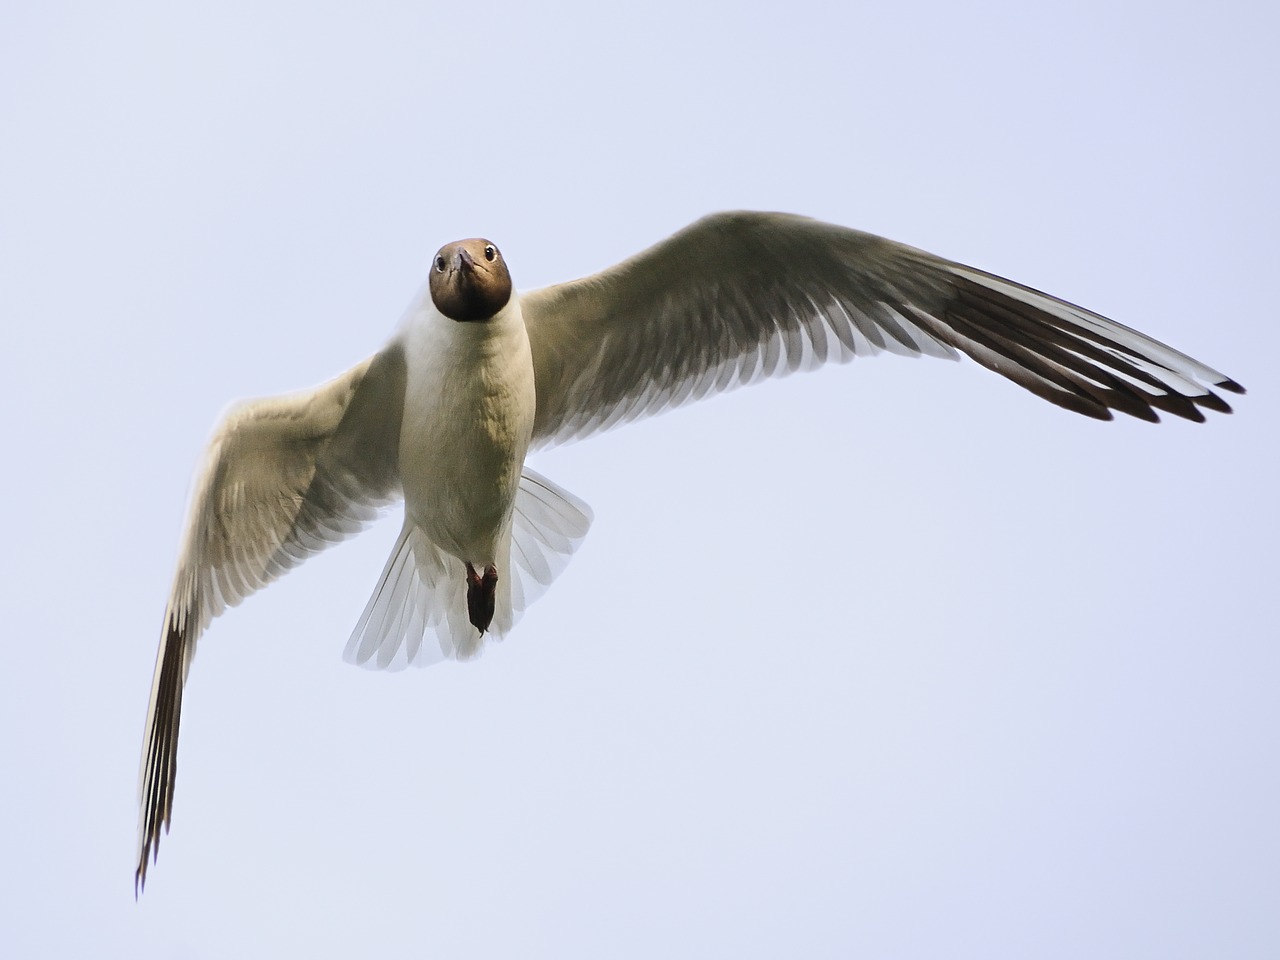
top-left (136, 345), bottom-right (406, 892)
top-left (520, 211), bottom-right (1242, 446)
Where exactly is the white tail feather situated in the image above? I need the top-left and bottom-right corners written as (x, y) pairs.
top-left (343, 469), bottom-right (592, 671)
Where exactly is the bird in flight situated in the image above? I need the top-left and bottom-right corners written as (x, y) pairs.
top-left (136, 211), bottom-right (1243, 891)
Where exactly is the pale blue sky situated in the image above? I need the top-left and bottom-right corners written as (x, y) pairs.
top-left (3, 1), bottom-right (1277, 957)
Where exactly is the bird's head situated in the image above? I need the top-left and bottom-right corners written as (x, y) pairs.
top-left (428, 238), bottom-right (512, 322)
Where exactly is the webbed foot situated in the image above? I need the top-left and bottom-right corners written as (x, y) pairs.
top-left (465, 562), bottom-right (498, 636)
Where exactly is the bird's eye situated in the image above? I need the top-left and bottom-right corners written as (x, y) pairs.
top-left (435, 256), bottom-right (446, 272)
top-left (484, 245), bottom-right (496, 262)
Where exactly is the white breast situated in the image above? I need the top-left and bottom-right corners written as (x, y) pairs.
top-left (397, 295), bottom-right (536, 564)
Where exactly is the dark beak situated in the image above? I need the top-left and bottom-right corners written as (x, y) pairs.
top-left (457, 247), bottom-right (476, 271)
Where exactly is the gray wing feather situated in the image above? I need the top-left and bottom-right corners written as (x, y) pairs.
top-left (521, 211), bottom-right (1242, 445)
top-left (136, 345), bottom-right (406, 892)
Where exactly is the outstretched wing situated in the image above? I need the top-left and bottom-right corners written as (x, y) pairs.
top-left (521, 211), bottom-right (1243, 445)
top-left (136, 345), bottom-right (407, 892)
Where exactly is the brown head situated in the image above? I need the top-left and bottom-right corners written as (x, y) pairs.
top-left (428, 238), bottom-right (512, 322)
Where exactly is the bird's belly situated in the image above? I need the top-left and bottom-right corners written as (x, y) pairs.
top-left (408, 422), bottom-right (523, 562)
top-left (398, 333), bottom-right (535, 564)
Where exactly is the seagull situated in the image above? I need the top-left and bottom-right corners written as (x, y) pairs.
top-left (136, 210), bottom-right (1244, 891)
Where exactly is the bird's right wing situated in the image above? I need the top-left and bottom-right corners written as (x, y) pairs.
top-left (136, 344), bottom-right (407, 892)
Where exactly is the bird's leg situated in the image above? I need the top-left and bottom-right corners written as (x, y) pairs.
top-left (465, 562), bottom-right (498, 636)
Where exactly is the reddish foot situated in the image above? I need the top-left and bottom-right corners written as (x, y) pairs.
top-left (465, 562), bottom-right (498, 636)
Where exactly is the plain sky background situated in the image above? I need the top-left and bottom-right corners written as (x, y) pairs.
top-left (3, 1), bottom-right (1277, 957)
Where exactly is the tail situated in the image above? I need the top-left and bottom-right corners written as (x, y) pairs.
top-left (342, 469), bottom-right (592, 671)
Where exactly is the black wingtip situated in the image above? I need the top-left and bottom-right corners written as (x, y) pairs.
top-left (135, 844), bottom-right (155, 898)
top-left (1216, 378), bottom-right (1246, 395)
top-left (1193, 391), bottom-right (1234, 415)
